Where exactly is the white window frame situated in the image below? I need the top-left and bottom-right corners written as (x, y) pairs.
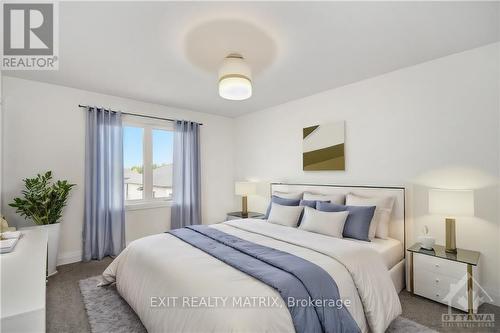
top-left (123, 115), bottom-right (174, 210)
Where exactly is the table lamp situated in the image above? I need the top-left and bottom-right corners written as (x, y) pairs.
top-left (428, 189), bottom-right (474, 253)
top-left (235, 181), bottom-right (257, 217)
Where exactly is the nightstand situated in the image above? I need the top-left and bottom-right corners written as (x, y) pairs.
top-left (226, 211), bottom-right (266, 221)
top-left (408, 243), bottom-right (480, 314)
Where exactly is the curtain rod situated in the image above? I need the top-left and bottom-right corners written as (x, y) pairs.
top-left (78, 104), bottom-right (203, 125)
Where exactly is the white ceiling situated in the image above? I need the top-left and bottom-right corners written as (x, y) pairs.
top-left (4, 2), bottom-right (499, 117)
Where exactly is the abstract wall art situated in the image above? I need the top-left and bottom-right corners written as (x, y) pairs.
top-left (303, 121), bottom-right (345, 171)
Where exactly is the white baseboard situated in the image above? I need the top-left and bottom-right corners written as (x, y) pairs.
top-left (57, 250), bottom-right (82, 266)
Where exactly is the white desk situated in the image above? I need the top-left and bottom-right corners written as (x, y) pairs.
top-left (1, 228), bottom-right (48, 332)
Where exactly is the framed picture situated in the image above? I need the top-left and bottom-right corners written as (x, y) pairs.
top-left (303, 121), bottom-right (345, 171)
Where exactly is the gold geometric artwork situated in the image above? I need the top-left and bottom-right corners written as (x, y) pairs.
top-left (303, 121), bottom-right (345, 171)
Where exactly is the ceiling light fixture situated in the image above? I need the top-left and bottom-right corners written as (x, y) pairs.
top-left (218, 54), bottom-right (252, 101)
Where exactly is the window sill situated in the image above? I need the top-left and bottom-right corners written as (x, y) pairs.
top-left (125, 200), bottom-right (172, 211)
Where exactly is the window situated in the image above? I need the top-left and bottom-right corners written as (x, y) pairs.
top-left (123, 126), bottom-right (144, 200)
top-left (123, 118), bottom-right (174, 206)
top-left (152, 129), bottom-right (174, 198)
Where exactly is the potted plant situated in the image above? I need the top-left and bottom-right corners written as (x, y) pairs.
top-left (9, 171), bottom-right (75, 276)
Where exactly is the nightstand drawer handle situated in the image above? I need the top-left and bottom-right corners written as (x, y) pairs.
top-left (436, 293), bottom-right (440, 298)
top-left (435, 278), bottom-right (440, 283)
top-left (434, 263), bottom-right (440, 268)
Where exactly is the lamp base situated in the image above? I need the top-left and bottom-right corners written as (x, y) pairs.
top-left (445, 218), bottom-right (457, 253)
top-left (241, 196), bottom-right (248, 218)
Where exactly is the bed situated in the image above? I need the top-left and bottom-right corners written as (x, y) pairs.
top-left (102, 183), bottom-right (406, 333)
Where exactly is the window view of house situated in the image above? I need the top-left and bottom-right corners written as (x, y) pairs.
top-left (123, 125), bottom-right (173, 201)
top-left (124, 126), bottom-right (144, 200)
top-left (152, 129), bottom-right (173, 199)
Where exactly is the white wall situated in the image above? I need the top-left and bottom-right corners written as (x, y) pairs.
top-left (233, 43), bottom-right (500, 304)
top-left (2, 76), bottom-right (235, 265)
top-left (0, 71), bottom-right (3, 210)
top-left (0, 71), bottom-right (2, 211)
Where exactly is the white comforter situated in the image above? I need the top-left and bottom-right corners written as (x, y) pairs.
top-left (102, 219), bottom-right (401, 333)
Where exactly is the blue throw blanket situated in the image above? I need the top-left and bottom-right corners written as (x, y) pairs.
top-left (169, 225), bottom-right (360, 333)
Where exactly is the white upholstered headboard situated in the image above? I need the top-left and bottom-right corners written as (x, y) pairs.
top-left (270, 183), bottom-right (407, 251)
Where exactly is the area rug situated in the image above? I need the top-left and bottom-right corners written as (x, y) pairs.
top-left (80, 276), bottom-right (438, 333)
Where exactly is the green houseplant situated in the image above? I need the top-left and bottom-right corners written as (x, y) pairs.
top-left (9, 171), bottom-right (75, 225)
top-left (9, 171), bottom-right (75, 275)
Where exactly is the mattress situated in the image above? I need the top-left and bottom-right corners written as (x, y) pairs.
top-left (349, 237), bottom-right (403, 269)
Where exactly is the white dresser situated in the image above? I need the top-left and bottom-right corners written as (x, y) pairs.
top-left (1, 228), bottom-right (48, 332)
top-left (408, 243), bottom-right (481, 313)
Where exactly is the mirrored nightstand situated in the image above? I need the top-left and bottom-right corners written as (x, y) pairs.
top-left (408, 243), bottom-right (480, 314)
top-left (226, 211), bottom-right (266, 221)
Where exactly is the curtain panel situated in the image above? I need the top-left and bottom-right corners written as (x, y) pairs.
top-left (83, 107), bottom-right (125, 261)
top-left (171, 120), bottom-right (201, 229)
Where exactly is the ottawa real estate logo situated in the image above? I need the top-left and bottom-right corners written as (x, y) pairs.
top-left (441, 274), bottom-right (495, 329)
top-left (2, 2), bottom-right (58, 70)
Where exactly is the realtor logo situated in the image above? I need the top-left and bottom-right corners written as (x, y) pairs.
top-left (1, 2), bottom-right (58, 69)
top-left (441, 274), bottom-right (495, 329)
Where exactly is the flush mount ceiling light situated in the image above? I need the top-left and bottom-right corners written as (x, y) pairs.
top-left (218, 54), bottom-right (252, 101)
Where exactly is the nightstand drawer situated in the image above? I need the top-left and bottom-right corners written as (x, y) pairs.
top-left (414, 269), bottom-right (459, 299)
top-left (414, 253), bottom-right (466, 279)
top-left (414, 269), bottom-right (478, 312)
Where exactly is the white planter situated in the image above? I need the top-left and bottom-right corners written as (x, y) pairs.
top-left (40, 223), bottom-right (61, 276)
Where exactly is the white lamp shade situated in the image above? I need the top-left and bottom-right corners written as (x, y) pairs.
top-left (235, 182), bottom-right (257, 196)
top-left (218, 55), bottom-right (252, 101)
top-left (219, 77), bottom-right (252, 101)
top-left (428, 189), bottom-right (474, 217)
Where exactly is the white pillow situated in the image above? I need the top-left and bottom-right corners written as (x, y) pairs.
top-left (267, 203), bottom-right (304, 227)
top-left (345, 193), bottom-right (395, 239)
top-left (272, 191), bottom-right (303, 200)
top-left (299, 206), bottom-right (348, 238)
top-left (303, 192), bottom-right (345, 205)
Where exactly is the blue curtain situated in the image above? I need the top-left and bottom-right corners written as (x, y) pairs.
top-left (83, 107), bottom-right (125, 261)
top-left (171, 120), bottom-right (201, 229)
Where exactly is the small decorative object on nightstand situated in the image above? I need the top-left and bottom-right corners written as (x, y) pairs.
top-left (408, 243), bottom-right (480, 314)
top-left (234, 181), bottom-right (257, 218)
top-left (417, 225), bottom-right (435, 250)
top-left (226, 211), bottom-right (265, 221)
top-left (428, 189), bottom-right (474, 253)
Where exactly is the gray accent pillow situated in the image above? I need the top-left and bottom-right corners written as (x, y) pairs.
top-left (346, 193), bottom-right (395, 239)
top-left (298, 199), bottom-right (330, 226)
top-left (316, 202), bottom-right (376, 242)
top-left (299, 199), bottom-right (329, 208)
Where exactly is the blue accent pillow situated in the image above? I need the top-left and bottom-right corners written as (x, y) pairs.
top-left (265, 195), bottom-right (301, 219)
top-left (316, 202), bottom-right (376, 242)
top-left (299, 199), bottom-right (326, 208)
top-left (297, 200), bottom-right (330, 225)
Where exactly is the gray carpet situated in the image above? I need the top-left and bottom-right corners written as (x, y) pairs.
top-left (47, 257), bottom-right (113, 333)
top-left (79, 276), bottom-right (436, 333)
